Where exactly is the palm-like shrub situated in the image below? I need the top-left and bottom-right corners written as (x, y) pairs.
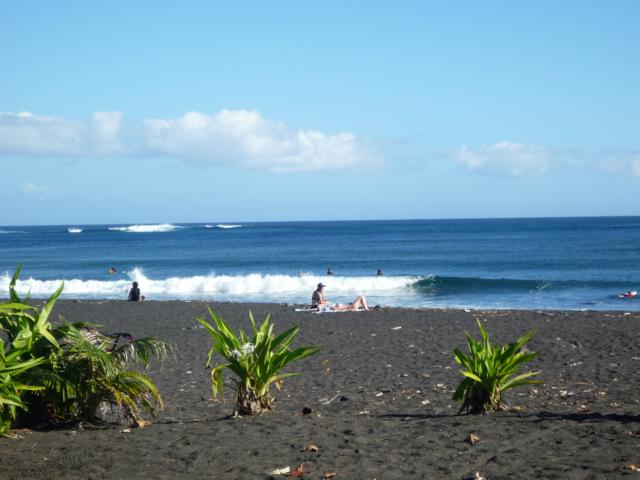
top-left (453, 319), bottom-right (542, 413)
top-left (199, 309), bottom-right (319, 415)
top-left (24, 322), bottom-right (170, 425)
top-left (0, 265), bottom-right (171, 428)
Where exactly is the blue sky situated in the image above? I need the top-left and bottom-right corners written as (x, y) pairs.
top-left (1, 0), bottom-right (639, 225)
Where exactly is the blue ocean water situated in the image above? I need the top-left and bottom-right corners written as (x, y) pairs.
top-left (1, 217), bottom-right (639, 311)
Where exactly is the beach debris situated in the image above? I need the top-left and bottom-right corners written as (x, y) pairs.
top-left (286, 463), bottom-right (306, 477)
top-left (375, 392), bottom-right (384, 397)
top-left (467, 433), bottom-right (480, 445)
top-left (321, 394), bottom-right (343, 405)
top-left (119, 428), bottom-right (131, 433)
top-left (269, 466), bottom-right (291, 475)
top-left (509, 405), bottom-right (526, 413)
top-left (321, 471), bottom-right (337, 479)
top-left (390, 326), bottom-right (402, 331)
top-left (619, 463), bottom-right (640, 472)
top-left (303, 443), bottom-right (320, 453)
top-left (132, 418), bottom-right (149, 428)
top-left (301, 407), bottom-right (312, 415)
top-left (421, 399), bottom-right (431, 405)
top-left (474, 472), bottom-right (486, 480)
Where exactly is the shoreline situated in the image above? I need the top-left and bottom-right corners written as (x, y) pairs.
top-left (1, 300), bottom-right (639, 478)
top-left (15, 297), bottom-right (640, 315)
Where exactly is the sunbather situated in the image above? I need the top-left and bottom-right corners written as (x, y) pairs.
top-left (311, 283), bottom-right (369, 311)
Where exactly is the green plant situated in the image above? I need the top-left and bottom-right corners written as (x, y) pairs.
top-left (0, 265), bottom-right (171, 428)
top-left (0, 339), bottom-right (44, 435)
top-left (452, 319), bottom-right (542, 413)
top-left (24, 322), bottom-right (171, 425)
top-left (199, 309), bottom-right (319, 415)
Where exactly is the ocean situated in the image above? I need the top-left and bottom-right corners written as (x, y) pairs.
top-left (1, 217), bottom-right (639, 311)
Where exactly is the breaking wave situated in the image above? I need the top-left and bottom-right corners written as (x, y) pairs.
top-left (216, 224), bottom-right (243, 229)
top-left (67, 228), bottom-right (83, 233)
top-left (0, 268), bottom-right (418, 300)
top-left (108, 224), bottom-right (181, 233)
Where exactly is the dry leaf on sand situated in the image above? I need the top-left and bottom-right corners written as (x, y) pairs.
top-left (468, 433), bottom-right (480, 445)
top-left (303, 443), bottom-right (320, 452)
top-left (322, 471), bottom-right (337, 479)
top-left (620, 464), bottom-right (640, 472)
top-left (286, 463), bottom-right (306, 478)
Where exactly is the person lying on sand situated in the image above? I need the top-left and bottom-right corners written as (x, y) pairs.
top-left (311, 283), bottom-right (369, 311)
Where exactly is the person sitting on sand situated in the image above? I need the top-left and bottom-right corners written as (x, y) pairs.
top-left (128, 281), bottom-right (144, 302)
top-left (311, 283), bottom-right (368, 311)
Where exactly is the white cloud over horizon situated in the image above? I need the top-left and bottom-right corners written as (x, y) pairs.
top-left (0, 110), bottom-right (380, 173)
top-left (599, 151), bottom-right (640, 177)
top-left (455, 141), bottom-right (551, 177)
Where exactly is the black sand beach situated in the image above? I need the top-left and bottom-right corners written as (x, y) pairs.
top-left (1, 300), bottom-right (639, 479)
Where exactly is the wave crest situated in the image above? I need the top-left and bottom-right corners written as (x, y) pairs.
top-left (0, 269), bottom-right (418, 300)
top-left (108, 224), bottom-right (180, 233)
top-left (67, 228), bottom-right (83, 233)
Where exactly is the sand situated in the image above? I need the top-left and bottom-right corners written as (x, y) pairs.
top-left (0, 300), bottom-right (639, 479)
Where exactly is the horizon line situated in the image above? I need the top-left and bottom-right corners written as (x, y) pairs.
top-left (3, 214), bottom-right (640, 228)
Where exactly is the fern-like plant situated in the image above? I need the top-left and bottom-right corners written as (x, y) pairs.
top-left (452, 319), bottom-right (542, 413)
top-left (199, 309), bottom-right (319, 415)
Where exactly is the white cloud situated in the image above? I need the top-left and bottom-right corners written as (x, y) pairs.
top-left (599, 151), bottom-right (640, 177)
top-left (455, 141), bottom-right (550, 177)
top-left (21, 181), bottom-right (55, 198)
top-left (0, 110), bottom-right (379, 173)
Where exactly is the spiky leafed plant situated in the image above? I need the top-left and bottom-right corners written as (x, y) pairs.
top-left (199, 309), bottom-right (319, 415)
top-left (0, 265), bottom-right (172, 427)
top-left (0, 339), bottom-right (44, 435)
top-left (452, 319), bottom-right (542, 413)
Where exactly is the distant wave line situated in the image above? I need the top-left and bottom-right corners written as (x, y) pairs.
top-left (108, 224), bottom-right (181, 233)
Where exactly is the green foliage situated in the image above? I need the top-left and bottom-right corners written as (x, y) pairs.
top-left (199, 308), bottom-right (319, 415)
top-left (0, 265), bottom-right (171, 432)
top-left (0, 339), bottom-right (44, 435)
top-left (452, 319), bottom-right (542, 413)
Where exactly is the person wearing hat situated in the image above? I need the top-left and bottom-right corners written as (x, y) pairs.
top-left (311, 283), bottom-right (368, 312)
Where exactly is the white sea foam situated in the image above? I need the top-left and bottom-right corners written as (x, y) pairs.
top-left (0, 230), bottom-right (25, 234)
top-left (108, 224), bottom-right (180, 233)
top-left (67, 228), bottom-right (83, 233)
top-left (204, 224), bottom-right (214, 228)
top-left (216, 224), bottom-right (242, 229)
top-left (0, 268), bottom-right (419, 301)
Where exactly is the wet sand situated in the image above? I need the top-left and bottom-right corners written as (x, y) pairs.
top-left (1, 300), bottom-right (639, 479)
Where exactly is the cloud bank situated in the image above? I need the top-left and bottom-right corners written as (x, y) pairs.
top-left (455, 141), bottom-right (551, 177)
top-left (0, 110), bottom-right (380, 173)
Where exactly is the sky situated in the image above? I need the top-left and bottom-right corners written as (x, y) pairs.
top-left (1, 0), bottom-right (639, 225)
